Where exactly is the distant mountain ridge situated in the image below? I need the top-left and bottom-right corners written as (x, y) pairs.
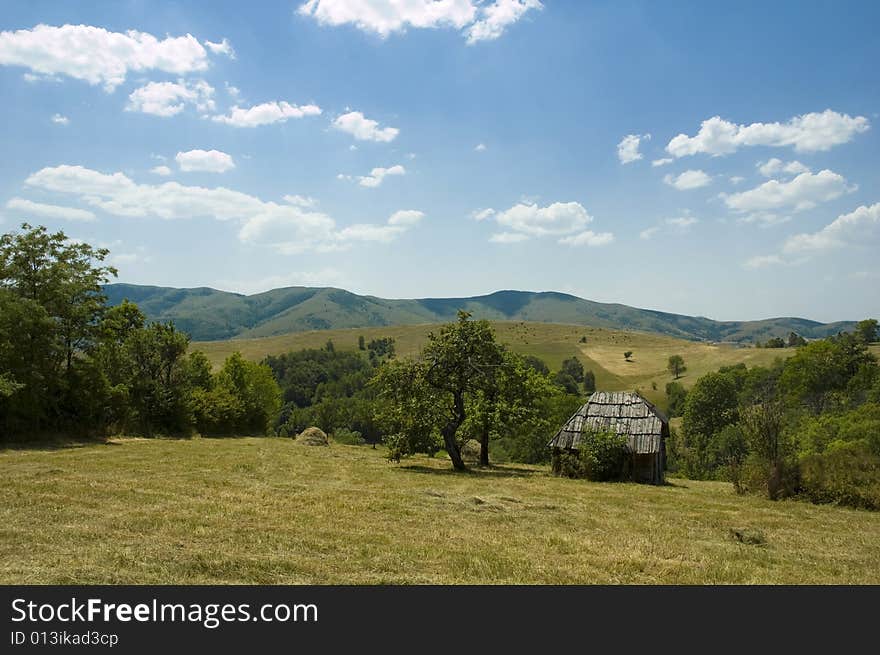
top-left (103, 283), bottom-right (859, 344)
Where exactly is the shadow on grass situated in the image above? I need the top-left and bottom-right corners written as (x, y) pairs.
top-left (399, 463), bottom-right (542, 479)
top-left (0, 436), bottom-right (119, 452)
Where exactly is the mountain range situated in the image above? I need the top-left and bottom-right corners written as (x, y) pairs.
top-left (102, 283), bottom-right (858, 344)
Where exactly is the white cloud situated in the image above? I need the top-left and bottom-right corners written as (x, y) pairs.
top-left (353, 165), bottom-right (406, 188)
top-left (283, 194), bottom-right (318, 208)
top-left (639, 226), bottom-right (660, 240)
top-left (0, 24), bottom-right (210, 91)
top-left (175, 149), bottom-right (235, 173)
top-left (332, 111), bottom-right (398, 142)
top-left (466, 0), bottom-right (544, 44)
top-left (471, 208), bottom-right (496, 221)
top-left (729, 175), bottom-right (745, 185)
top-left (474, 143), bottom-right (487, 152)
top-left (126, 79), bottom-right (215, 117)
top-left (495, 201), bottom-right (591, 236)
top-left (51, 113), bottom-right (69, 125)
top-left (558, 230), bottom-right (614, 247)
top-left (640, 215), bottom-right (699, 239)
top-left (489, 232), bottom-right (529, 244)
top-left (479, 200), bottom-right (612, 244)
top-left (651, 158), bottom-right (673, 167)
top-left (387, 209), bottom-right (424, 226)
top-left (6, 196), bottom-right (96, 222)
top-left (744, 254), bottom-right (784, 269)
top-left (666, 109), bottom-right (870, 158)
top-left (663, 169), bottom-right (711, 190)
top-left (298, 0), bottom-right (541, 43)
top-left (757, 158), bottom-right (810, 178)
top-left (721, 169), bottom-right (855, 213)
top-left (150, 165), bottom-right (172, 176)
top-left (617, 133), bottom-right (649, 164)
top-left (212, 100), bottom-right (322, 127)
top-left (23, 164), bottom-right (424, 254)
top-left (783, 203), bottom-right (880, 254)
top-left (204, 38), bottom-right (235, 59)
top-left (738, 212), bottom-right (791, 227)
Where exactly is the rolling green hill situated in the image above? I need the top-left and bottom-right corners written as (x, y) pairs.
top-left (104, 283), bottom-right (859, 343)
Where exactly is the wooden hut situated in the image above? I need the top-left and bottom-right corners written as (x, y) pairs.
top-left (548, 391), bottom-right (668, 484)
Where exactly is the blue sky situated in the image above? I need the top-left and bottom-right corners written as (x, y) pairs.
top-left (0, 1), bottom-right (878, 323)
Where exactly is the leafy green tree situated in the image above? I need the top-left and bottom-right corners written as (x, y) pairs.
top-left (681, 371), bottom-right (739, 478)
top-left (667, 354), bottom-right (686, 379)
top-left (854, 319), bottom-right (879, 344)
top-left (624, 351), bottom-right (633, 361)
top-left (583, 369), bottom-right (596, 394)
top-left (764, 337), bottom-right (786, 348)
top-left (665, 381), bottom-right (687, 417)
top-left (0, 223), bottom-right (116, 435)
top-left (552, 371), bottom-right (579, 395)
top-left (212, 352), bottom-right (282, 435)
top-left (372, 311), bottom-right (504, 470)
top-left (358, 335), bottom-right (366, 350)
top-left (787, 332), bottom-right (807, 347)
top-left (560, 357), bottom-right (584, 383)
top-left (523, 355), bottom-right (549, 376)
top-left (739, 398), bottom-right (789, 499)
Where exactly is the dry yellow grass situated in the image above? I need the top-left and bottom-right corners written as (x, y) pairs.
top-left (2, 438), bottom-right (878, 584)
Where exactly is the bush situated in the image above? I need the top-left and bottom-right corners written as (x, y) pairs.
top-left (551, 429), bottom-right (629, 481)
top-left (799, 442), bottom-right (880, 510)
top-left (332, 427), bottom-right (365, 445)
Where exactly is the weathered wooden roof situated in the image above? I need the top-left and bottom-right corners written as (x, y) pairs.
top-left (548, 391), bottom-right (668, 454)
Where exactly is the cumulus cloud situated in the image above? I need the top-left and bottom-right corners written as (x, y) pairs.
top-left (348, 164), bottom-right (406, 188)
top-left (744, 254), bottom-right (785, 269)
top-left (474, 143), bottom-right (487, 152)
top-left (663, 170), bottom-right (711, 190)
top-left (757, 158), bottom-right (810, 178)
top-left (721, 169), bottom-right (855, 213)
top-left (298, 0), bottom-right (541, 43)
top-left (479, 200), bottom-right (613, 246)
top-left (652, 158), bottom-right (673, 167)
top-left (666, 109), bottom-right (870, 158)
top-left (51, 113), bottom-right (69, 125)
top-left (387, 209), bottom-right (425, 226)
top-left (150, 165), bottom-right (172, 176)
top-left (640, 215), bottom-right (699, 239)
top-left (465, 0), bottom-right (544, 44)
top-left (783, 203), bottom-right (880, 254)
top-left (204, 38), bottom-right (235, 59)
top-left (0, 24), bottom-right (210, 91)
top-left (489, 232), bottom-right (529, 244)
top-left (471, 208), bottom-right (496, 221)
top-left (212, 100), bottom-right (322, 127)
top-left (283, 194), bottom-right (318, 208)
top-left (127, 79), bottom-right (215, 117)
top-left (729, 175), bottom-right (745, 185)
top-left (617, 133), bottom-right (649, 164)
top-left (175, 149), bottom-right (235, 173)
top-left (332, 111), bottom-right (399, 142)
top-left (22, 164), bottom-right (424, 254)
top-left (558, 230), bottom-right (614, 247)
top-left (6, 196), bottom-right (96, 222)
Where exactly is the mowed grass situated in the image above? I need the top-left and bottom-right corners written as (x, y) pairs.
top-left (193, 322), bottom-right (815, 406)
top-left (2, 438), bottom-right (879, 584)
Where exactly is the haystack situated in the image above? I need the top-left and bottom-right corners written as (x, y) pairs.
top-left (295, 426), bottom-right (329, 446)
top-left (461, 439), bottom-right (482, 464)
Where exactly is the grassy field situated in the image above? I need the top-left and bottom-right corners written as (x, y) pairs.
top-left (193, 322), bottom-right (815, 406)
top-left (2, 437), bottom-right (879, 584)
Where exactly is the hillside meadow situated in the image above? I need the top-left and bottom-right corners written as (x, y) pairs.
top-left (192, 321), bottom-right (821, 406)
top-left (2, 437), bottom-right (879, 584)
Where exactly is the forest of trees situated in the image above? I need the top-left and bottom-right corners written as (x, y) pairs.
top-left (666, 320), bottom-right (880, 508)
top-left (2, 224), bottom-right (879, 510)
